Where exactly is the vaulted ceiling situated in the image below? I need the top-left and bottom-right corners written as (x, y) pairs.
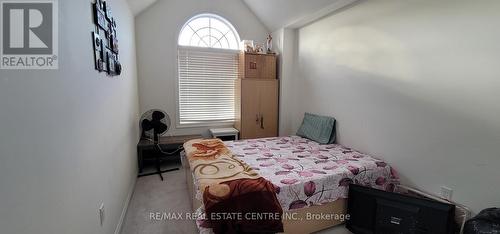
top-left (127, 0), bottom-right (357, 32)
top-left (126, 0), bottom-right (158, 16)
top-left (242, 0), bottom-right (357, 32)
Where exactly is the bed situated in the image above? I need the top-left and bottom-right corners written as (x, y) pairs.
top-left (182, 136), bottom-right (399, 234)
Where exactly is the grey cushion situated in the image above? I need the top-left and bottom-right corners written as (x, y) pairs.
top-left (297, 113), bottom-right (336, 144)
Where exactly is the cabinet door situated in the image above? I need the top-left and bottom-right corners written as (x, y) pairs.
top-left (258, 55), bottom-right (276, 79)
top-left (240, 79), bottom-right (260, 139)
top-left (257, 80), bottom-right (278, 138)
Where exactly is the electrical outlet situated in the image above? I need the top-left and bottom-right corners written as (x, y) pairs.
top-left (440, 186), bottom-right (453, 200)
top-left (98, 203), bottom-right (105, 226)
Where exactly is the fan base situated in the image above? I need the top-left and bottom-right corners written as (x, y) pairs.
top-left (138, 168), bottom-right (179, 181)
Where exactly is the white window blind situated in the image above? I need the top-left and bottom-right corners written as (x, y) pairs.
top-left (178, 47), bottom-right (239, 125)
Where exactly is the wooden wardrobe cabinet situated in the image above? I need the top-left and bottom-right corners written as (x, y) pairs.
top-left (235, 53), bottom-right (278, 139)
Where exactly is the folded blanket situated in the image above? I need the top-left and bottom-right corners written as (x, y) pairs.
top-left (184, 139), bottom-right (283, 234)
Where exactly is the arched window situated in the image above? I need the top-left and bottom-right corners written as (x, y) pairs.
top-left (178, 14), bottom-right (240, 50)
top-left (177, 14), bottom-right (240, 126)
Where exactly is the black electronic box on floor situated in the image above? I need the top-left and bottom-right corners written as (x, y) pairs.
top-left (346, 184), bottom-right (456, 234)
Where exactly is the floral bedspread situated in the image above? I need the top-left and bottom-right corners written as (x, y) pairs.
top-left (225, 136), bottom-right (399, 211)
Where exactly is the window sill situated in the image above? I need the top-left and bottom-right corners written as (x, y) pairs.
top-left (175, 121), bottom-right (235, 129)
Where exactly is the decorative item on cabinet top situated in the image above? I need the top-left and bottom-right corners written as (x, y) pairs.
top-left (241, 40), bottom-right (254, 53)
top-left (91, 0), bottom-right (122, 77)
top-left (266, 34), bottom-right (273, 54)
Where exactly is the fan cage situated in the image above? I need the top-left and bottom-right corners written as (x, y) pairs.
top-left (140, 109), bottom-right (171, 139)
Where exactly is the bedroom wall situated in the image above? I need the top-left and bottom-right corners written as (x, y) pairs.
top-left (0, 0), bottom-right (140, 234)
top-left (135, 0), bottom-right (269, 136)
top-left (285, 0), bottom-right (500, 213)
top-left (272, 28), bottom-right (301, 136)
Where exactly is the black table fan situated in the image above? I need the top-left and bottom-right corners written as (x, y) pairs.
top-left (139, 109), bottom-right (180, 180)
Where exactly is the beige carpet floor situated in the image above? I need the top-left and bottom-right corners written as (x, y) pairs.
top-left (121, 166), bottom-right (351, 234)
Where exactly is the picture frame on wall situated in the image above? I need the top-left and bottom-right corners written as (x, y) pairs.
top-left (96, 0), bottom-right (104, 9)
top-left (105, 26), bottom-right (113, 41)
top-left (106, 49), bottom-right (116, 75)
top-left (103, 1), bottom-right (112, 21)
top-left (92, 32), bottom-right (104, 71)
top-left (101, 47), bottom-right (109, 73)
top-left (93, 3), bottom-right (107, 30)
top-left (111, 35), bottom-right (119, 54)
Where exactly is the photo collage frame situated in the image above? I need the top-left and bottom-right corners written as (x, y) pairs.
top-left (92, 0), bottom-right (122, 76)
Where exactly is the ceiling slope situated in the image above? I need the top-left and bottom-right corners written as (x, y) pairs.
top-left (243, 0), bottom-right (358, 32)
top-left (127, 0), bottom-right (158, 16)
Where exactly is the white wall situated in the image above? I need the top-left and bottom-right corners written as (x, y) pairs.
top-left (272, 28), bottom-right (301, 136)
top-left (135, 0), bottom-right (269, 136)
top-left (283, 0), bottom-right (500, 213)
top-left (0, 0), bottom-right (140, 233)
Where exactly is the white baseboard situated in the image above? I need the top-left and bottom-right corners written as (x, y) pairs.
top-left (114, 176), bottom-right (137, 234)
